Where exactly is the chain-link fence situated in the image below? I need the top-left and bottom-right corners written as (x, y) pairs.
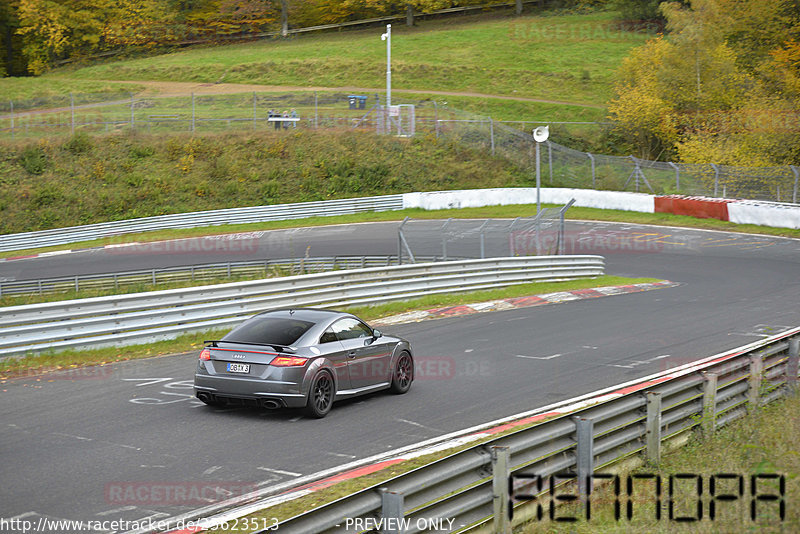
top-left (2, 90), bottom-right (796, 203)
top-left (433, 107), bottom-right (800, 203)
top-left (398, 201), bottom-right (573, 263)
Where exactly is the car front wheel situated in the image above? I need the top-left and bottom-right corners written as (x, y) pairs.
top-left (390, 352), bottom-right (413, 394)
top-left (305, 370), bottom-right (334, 418)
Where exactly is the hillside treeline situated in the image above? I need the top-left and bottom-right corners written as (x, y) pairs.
top-left (610, 0), bottom-right (800, 166)
top-left (1, 0), bottom-right (580, 76)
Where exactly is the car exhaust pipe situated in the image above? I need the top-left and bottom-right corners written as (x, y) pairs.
top-left (262, 400), bottom-right (282, 410)
top-left (197, 392), bottom-right (212, 403)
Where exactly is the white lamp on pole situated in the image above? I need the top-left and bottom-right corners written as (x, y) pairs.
top-left (381, 24), bottom-right (391, 107)
top-left (532, 126), bottom-right (550, 213)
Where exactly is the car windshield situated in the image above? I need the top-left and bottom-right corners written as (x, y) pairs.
top-left (223, 317), bottom-right (314, 346)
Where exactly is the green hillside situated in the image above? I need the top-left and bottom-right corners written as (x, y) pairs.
top-left (0, 129), bottom-right (530, 234)
top-left (46, 11), bottom-right (650, 108)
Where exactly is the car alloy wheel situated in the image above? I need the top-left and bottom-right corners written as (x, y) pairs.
top-left (390, 352), bottom-right (413, 394)
top-left (306, 370), bottom-right (334, 418)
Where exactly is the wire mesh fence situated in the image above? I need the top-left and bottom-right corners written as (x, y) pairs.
top-left (2, 90), bottom-right (797, 203)
top-left (433, 107), bottom-right (800, 203)
top-left (398, 202), bottom-right (573, 263)
top-left (0, 255), bottom-right (456, 298)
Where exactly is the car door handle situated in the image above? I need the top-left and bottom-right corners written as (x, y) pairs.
top-left (347, 351), bottom-right (357, 359)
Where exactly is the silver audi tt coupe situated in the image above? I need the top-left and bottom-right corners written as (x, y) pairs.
top-left (193, 308), bottom-right (414, 418)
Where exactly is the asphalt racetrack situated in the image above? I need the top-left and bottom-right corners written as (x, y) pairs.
top-left (1, 220), bottom-right (799, 530)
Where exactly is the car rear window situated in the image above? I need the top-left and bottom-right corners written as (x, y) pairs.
top-left (223, 317), bottom-right (314, 346)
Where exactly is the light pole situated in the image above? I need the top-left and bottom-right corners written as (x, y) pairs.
top-left (381, 24), bottom-right (391, 107)
top-left (532, 126), bottom-right (550, 213)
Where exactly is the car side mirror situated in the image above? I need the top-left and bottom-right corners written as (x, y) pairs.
top-left (373, 329), bottom-right (383, 339)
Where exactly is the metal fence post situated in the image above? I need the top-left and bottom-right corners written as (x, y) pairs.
top-left (489, 117), bottom-right (495, 155)
top-left (702, 372), bottom-right (718, 437)
top-left (70, 93), bottom-right (75, 135)
top-left (191, 92), bottom-right (196, 133)
top-left (645, 392), bottom-right (661, 466)
top-left (668, 161), bottom-right (680, 192)
top-left (791, 165), bottom-right (798, 204)
top-left (587, 152), bottom-right (595, 188)
top-left (748, 354), bottom-right (764, 412)
top-left (492, 446), bottom-right (511, 534)
top-left (547, 141), bottom-right (553, 184)
top-left (788, 338), bottom-right (799, 395)
top-left (252, 92), bottom-right (257, 130)
top-left (441, 218), bottom-right (451, 260)
top-left (711, 163), bottom-right (720, 197)
top-left (380, 489), bottom-right (404, 534)
top-left (574, 417), bottom-right (593, 500)
top-left (74, 276), bottom-right (79, 292)
top-left (130, 93), bottom-right (135, 129)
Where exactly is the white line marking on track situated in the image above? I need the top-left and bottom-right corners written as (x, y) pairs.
top-left (97, 506), bottom-right (137, 516)
top-left (327, 452), bottom-right (358, 459)
top-left (397, 418), bottom-right (441, 432)
top-left (9, 512), bottom-right (37, 520)
top-left (53, 432), bottom-right (92, 441)
top-left (464, 349), bottom-right (473, 353)
top-left (516, 354), bottom-right (562, 360)
top-left (203, 466), bottom-right (222, 475)
top-left (257, 467), bottom-right (302, 477)
top-left (607, 364), bottom-right (635, 369)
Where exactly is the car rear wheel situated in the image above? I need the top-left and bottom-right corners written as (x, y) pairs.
top-left (390, 352), bottom-right (413, 394)
top-left (305, 370), bottom-right (334, 418)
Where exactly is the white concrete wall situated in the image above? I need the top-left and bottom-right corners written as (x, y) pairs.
top-left (403, 188), bottom-right (655, 213)
top-left (728, 201), bottom-right (800, 229)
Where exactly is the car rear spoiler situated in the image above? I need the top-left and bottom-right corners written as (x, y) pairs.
top-left (204, 340), bottom-right (297, 353)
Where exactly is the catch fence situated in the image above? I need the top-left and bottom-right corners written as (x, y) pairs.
top-left (398, 200), bottom-right (574, 264)
top-left (2, 91), bottom-right (797, 203)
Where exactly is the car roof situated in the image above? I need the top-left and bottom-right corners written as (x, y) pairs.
top-left (252, 308), bottom-right (352, 324)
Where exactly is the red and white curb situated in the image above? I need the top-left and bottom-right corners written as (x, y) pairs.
top-left (372, 281), bottom-right (678, 326)
top-left (158, 323), bottom-right (800, 534)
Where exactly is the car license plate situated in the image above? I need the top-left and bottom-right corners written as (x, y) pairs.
top-left (227, 363), bottom-right (250, 374)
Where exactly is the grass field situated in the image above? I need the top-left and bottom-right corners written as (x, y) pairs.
top-left (2, 9), bottom-right (652, 113)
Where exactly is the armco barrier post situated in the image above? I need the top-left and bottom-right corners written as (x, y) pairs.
top-left (788, 337), bottom-right (800, 394)
top-left (492, 446), bottom-right (511, 534)
top-left (645, 392), bottom-right (661, 466)
top-left (702, 372), bottom-right (718, 437)
top-left (574, 417), bottom-right (593, 499)
top-left (380, 489), bottom-right (404, 534)
top-left (748, 354), bottom-right (764, 412)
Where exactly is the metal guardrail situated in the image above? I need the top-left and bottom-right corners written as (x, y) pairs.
top-left (0, 195), bottom-right (403, 253)
top-left (262, 328), bottom-right (800, 534)
top-left (0, 255), bottom-right (447, 298)
top-left (0, 256), bottom-right (604, 357)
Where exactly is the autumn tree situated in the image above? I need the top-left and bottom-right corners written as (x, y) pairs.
top-left (610, 0), bottom-right (800, 166)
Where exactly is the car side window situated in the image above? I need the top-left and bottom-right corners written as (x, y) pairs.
top-left (332, 318), bottom-right (373, 341)
top-left (319, 328), bottom-right (338, 344)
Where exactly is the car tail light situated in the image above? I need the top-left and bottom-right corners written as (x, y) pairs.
top-left (271, 356), bottom-right (308, 367)
top-left (199, 348), bottom-right (211, 361)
